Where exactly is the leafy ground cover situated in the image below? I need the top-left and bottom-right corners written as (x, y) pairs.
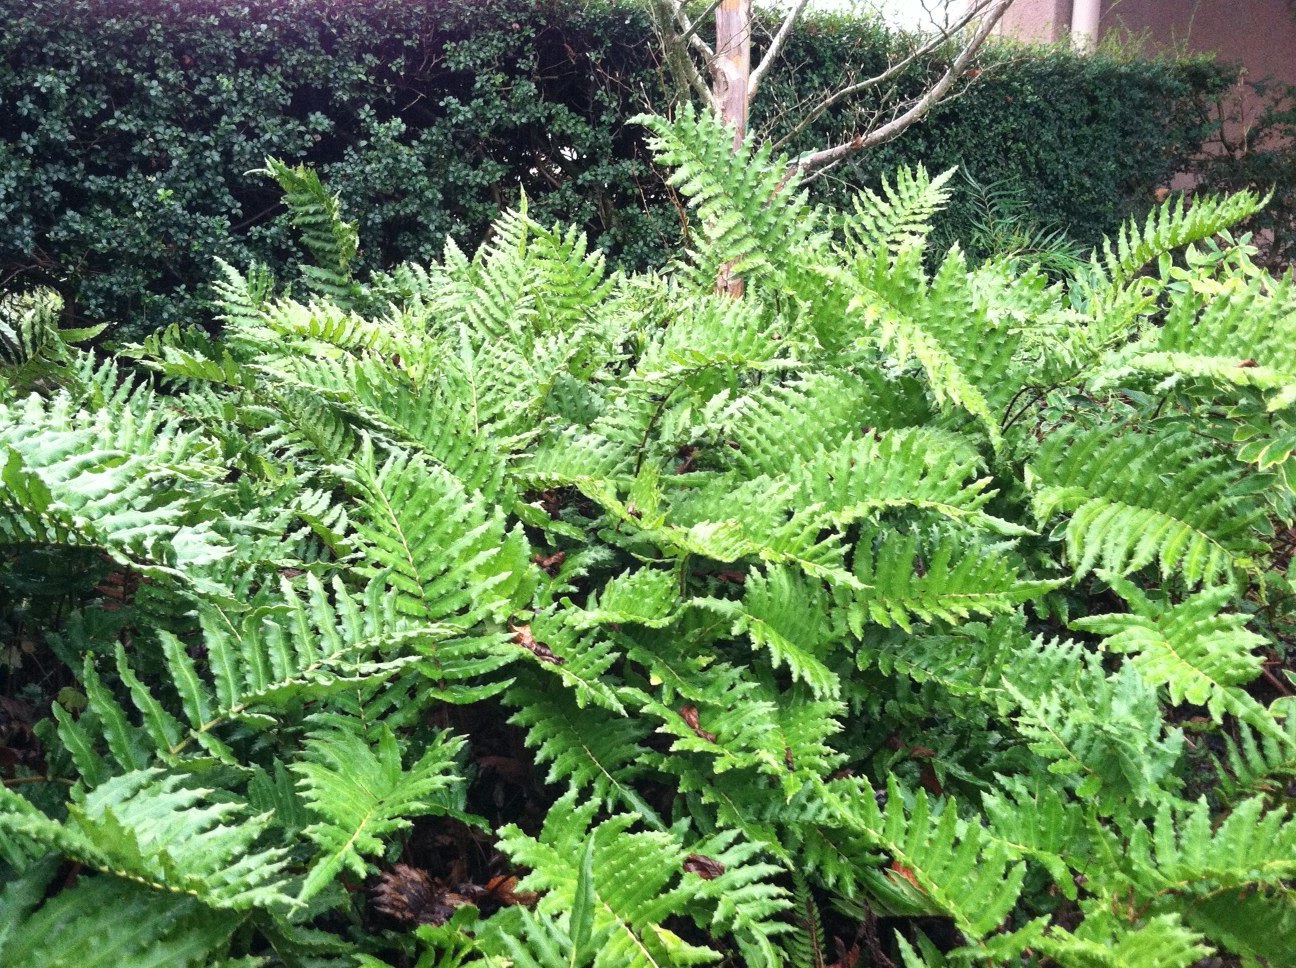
top-left (1, 109), bottom-right (1295, 966)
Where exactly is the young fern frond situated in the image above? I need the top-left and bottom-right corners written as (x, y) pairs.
top-left (1006, 663), bottom-right (1184, 807)
top-left (342, 444), bottom-right (533, 626)
top-left (261, 157), bottom-right (359, 306)
top-left (293, 725), bottom-right (466, 901)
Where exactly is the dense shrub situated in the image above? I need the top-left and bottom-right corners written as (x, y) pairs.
top-left (2, 110), bottom-right (1295, 965)
top-left (0, 0), bottom-right (1233, 336)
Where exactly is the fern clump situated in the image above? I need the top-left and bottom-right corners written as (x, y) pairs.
top-left (2, 108), bottom-right (1294, 965)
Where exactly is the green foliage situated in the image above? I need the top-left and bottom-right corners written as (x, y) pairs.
top-left (294, 727), bottom-right (467, 901)
top-left (0, 0), bottom-right (1235, 338)
top-left (2, 113), bottom-right (1295, 965)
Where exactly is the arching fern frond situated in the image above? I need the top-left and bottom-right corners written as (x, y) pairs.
top-left (1028, 425), bottom-right (1267, 585)
top-left (1088, 189), bottom-right (1265, 292)
top-left (636, 104), bottom-right (820, 288)
top-left (0, 391), bottom-right (230, 576)
top-left (0, 768), bottom-right (294, 910)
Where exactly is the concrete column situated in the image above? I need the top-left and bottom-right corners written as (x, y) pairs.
top-left (1070, 0), bottom-right (1101, 50)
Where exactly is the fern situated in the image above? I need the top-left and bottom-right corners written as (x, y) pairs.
top-left (261, 157), bottom-right (360, 305)
top-left (1028, 425), bottom-right (1267, 585)
top-left (5, 108), bottom-right (1293, 967)
top-left (293, 725), bottom-right (466, 901)
top-left (0, 769), bottom-right (294, 910)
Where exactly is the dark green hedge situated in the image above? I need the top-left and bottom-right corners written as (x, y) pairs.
top-left (0, 0), bottom-right (1234, 336)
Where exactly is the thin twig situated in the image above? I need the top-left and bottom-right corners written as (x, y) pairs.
top-left (772, 0), bottom-right (993, 152)
top-left (748, 0), bottom-right (811, 99)
top-left (788, 0), bottom-right (1013, 177)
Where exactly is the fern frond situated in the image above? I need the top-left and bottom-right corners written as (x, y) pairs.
top-left (842, 247), bottom-right (1026, 447)
top-left (55, 574), bottom-right (422, 776)
top-left (718, 371), bottom-right (931, 479)
top-left (0, 288), bottom-right (102, 398)
top-left (787, 428), bottom-right (1023, 535)
top-left (1097, 270), bottom-right (1296, 409)
top-left (1007, 663), bottom-right (1184, 806)
top-left (1182, 886), bottom-right (1296, 965)
top-left (0, 769), bottom-right (293, 910)
top-left (1216, 698), bottom-right (1296, 796)
top-left (570, 567), bottom-right (681, 630)
top-left (343, 445), bottom-right (532, 626)
top-left (506, 683), bottom-right (657, 817)
top-left (839, 165), bottom-right (956, 260)
top-left (261, 157), bottom-right (359, 305)
top-left (496, 797), bottom-right (720, 968)
top-left (293, 725), bottom-right (466, 901)
top-left (1072, 578), bottom-right (1278, 732)
top-left (1090, 189), bottom-right (1265, 291)
top-left (1028, 425), bottom-right (1267, 585)
top-left (845, 529), bottom-right (1058, 632)
top-left (636, 105), bottom-right (819, 288)
top-left (1034, 910), bottom-right (1210, 968)
top-left (683, 829), bottom-right (793, 967)
top-left (0, 391), bottom-right (230, 575)
top-left (821, 775), bottom-right (1026, 941)
top-left (0, 874), bottom-right (242, 968)
top-left (1121, 795), bottom-right (1296, 901)
top-left (694, 566), bottom-right (840, 699)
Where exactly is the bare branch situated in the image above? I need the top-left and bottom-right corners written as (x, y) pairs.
top-left (748, 0), bottom-right (811, 99)
top-left (788, 0), bottom-right (1013, 177)
top-left (667, 0), bottom-right (717, 60)
top-left (648, 0), bottom-right (721, 111)
top-left (678, 0), bottom-right (725, 49)
top-left (772, 0), bottom-right (1000, 153)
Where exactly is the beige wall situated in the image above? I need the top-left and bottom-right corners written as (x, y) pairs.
top-left (1102, 0), bottom-right (1296, 85)
top-left (999, 0), bottom-right (1296, 85)
top-left (999, 0), bottom-right (1074, 43)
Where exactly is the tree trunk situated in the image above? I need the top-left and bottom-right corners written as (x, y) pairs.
top-left (713, 0), bottom-right (750, 295)
top-left (712, 0), bottom-right (751, 149)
